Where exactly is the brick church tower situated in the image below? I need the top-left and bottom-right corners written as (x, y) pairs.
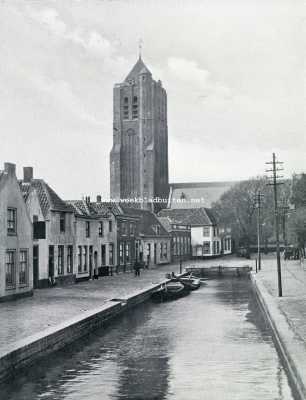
top-left (110, 56), bottom-right (169, 211)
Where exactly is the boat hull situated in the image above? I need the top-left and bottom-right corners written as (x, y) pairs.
top-left (178, 278), bottom-right (201, 291)
top-left (151, 283), bottom-right (189, 302)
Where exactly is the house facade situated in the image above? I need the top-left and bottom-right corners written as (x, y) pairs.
top-left (100, 202), bottom-right (139, 273)
top-left (120, 206), bottom-right (171, 266)
top-left (0, 163), bottom-right (33, 301)
top-left (158, 216), bottom-right (191, 262)
top-left (191, 224), bottom-right (222, 257)
top-left (20, 167), bottom-right (75, 288)
top-left (68, 198), bottom-right (117, 280)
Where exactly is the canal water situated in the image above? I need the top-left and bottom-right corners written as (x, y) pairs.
top-left (0, 278), bottom-right (296, 400)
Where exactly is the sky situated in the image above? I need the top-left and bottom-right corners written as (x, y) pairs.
top-left (0, 0), bottom-right (305, 199)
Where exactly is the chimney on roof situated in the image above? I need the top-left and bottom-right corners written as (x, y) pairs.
top-left (23, 167), bottom-right (33, 182)
top-left (4, 162), bottom-right (16, 176)
top-left (96, 195), bottom-right (102, 203)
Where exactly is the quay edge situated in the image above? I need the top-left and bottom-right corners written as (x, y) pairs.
top-left (0, 279), bottom-right (170, 384)
top-left (251, 273), bottom-right (306, 400)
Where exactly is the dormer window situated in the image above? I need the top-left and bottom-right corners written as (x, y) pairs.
top-left (123, 97), bottom-right (129, 119)
top-left (132, 96), bottom-right (138, 119)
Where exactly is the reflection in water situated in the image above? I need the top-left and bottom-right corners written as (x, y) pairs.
top-left (0, 278), bottom-right (296, 400)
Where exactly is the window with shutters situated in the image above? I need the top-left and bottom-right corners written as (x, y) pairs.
top-left (58, 245), bottom-right (64, 275)
top-left (67, 245), bottom-right (73, 273)
top-left (5, 250), bottom-right (16, 288)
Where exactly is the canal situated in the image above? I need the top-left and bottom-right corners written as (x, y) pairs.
top-left (0, 278), bottom-right (296, 400)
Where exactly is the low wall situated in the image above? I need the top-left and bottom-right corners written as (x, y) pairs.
top-left (110, 282), bottom-right (170, 308)
top-left (186, 265), bottom-right (251, 278)
top-left (251, 273), bottom-right (306, 400)
top-left (0, 280), bottom-right (169, 383)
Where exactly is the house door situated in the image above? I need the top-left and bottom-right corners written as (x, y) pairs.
top-left (94, 251), bottom-right (98, 276)
top-left (197, 245), bottom-right (203, 257)
top-left (154, 243), bottom-right (157, 264)
top-left (101, 245), bottom-right (106, 266)
top-left (89, 246), bottom-right (93, 278)
top-left (48, 246), bottom-right (54, 279)
top-left (33, 245), bottom-right (39, 288)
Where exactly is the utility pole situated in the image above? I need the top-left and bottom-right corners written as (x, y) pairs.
top-left (266, 153), bottom-right (284, 297)
top-left (254, 191), bottom-right (264, 271)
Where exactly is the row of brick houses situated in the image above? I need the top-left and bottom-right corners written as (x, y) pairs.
top-left (0, 161), bottom-right (232, 302)
top-left (0, 163), bottom-right (172, 301)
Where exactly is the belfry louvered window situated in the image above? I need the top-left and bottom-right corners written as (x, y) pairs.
top-left (123, 97), bottom-right (129, 119)
top-left (132, 96), bottom-right (138, 119)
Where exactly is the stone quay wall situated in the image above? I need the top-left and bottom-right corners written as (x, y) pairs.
top-left (0, 280), bottom-right (169, 383)
top-left (251, 273), bottom-right (306, 400)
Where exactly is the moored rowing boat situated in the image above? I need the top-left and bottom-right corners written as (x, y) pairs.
top-left (151, 281), bottom-right (189, 302)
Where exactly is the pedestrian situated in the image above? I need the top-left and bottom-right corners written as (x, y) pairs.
top-left (134, 260), bottom-right (141, 277)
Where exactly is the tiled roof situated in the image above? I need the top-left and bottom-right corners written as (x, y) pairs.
top-left (157, 216), bottom-right (172, 233)
top-left (19, 182), bottom-right (31, 201)
top-left (90, 202), bottom-right (111, 218)
top-left (158, 208), bottom-right (217, 227)
top-left (120, 206), bottom-right (170, 237)
top-left (168, 181), bottom-right (238, 209)
top-left (100, 201), bottom-right (123, 216)
top-left (19, 179), bottom-right (73, 218)
top-left (66, 200), bottom-right (99, 218)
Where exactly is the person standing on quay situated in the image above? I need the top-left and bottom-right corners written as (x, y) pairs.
top-left (134, 260), bottom-right (141, 277)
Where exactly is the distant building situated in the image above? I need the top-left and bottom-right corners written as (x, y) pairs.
top-left (167, 181), bottom-right (238, 209)
top-left (120, 206), bottom-right (171, 266)
top-left (20, 167), bottom-right (75, 288)
top-left (158, 216), bottom-right (191, 262)
top-left (110, 56), bottom-right (169, 212)
top-left (0, 163), bottom-right (33, 301)
top-left (158, 207), bottom-right (232, 258)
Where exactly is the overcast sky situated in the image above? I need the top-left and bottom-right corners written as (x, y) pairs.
top-left (0, 0), bottom-right (304, 199)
